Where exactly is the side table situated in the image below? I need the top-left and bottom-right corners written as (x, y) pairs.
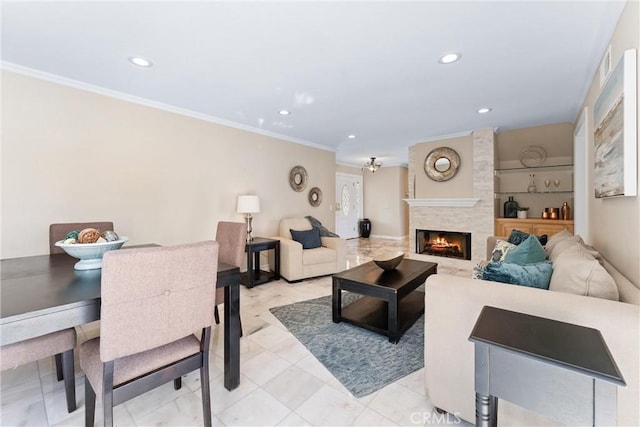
top-left (469, 306), bottom-right (625, 427)
top-left (241, 237), bottom-right (280, 288)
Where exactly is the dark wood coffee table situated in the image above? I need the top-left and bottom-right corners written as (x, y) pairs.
top-left (332, 259), bottom-right (437, 343)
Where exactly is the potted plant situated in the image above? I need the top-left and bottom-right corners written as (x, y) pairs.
top-left (517, 207), bottom-right (529, 219)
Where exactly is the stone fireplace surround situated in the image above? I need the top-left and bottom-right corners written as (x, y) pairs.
top-left (406, 129), bottom-right (495, 268)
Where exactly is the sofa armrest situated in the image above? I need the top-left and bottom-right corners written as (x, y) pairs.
top-left (321, 236), bottom-right (347, 272)
top-left (269, 237), bottom-right (303, 281)
top-left (425, 275), bottom-right (639, 426)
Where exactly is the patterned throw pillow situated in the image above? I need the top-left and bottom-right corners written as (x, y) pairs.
top-left (490, 239), bottom-right (516, 262)
top-left (507, 229), bottom-right (548, 246)
top-left (472, 261), bottom-right (488, 279)
top-left (482, 261), bottom-right (553, 290)
top-left (503, 235), bottom-right (547, 265)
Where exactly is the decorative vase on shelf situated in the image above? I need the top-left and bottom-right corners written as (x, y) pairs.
top-left (527, 174), bottom-right (537, 193)
top-left (504, 196), bottom-right (519, 218)
top-left (517, 208), bottom-right (529, 219)
top-left (561, 202), bottom-right (571, 220)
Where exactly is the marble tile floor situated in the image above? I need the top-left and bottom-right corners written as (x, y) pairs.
top-left (0, 237), bottom-right (473, 427)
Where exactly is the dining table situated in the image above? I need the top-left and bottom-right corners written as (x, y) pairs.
top-left (0, 244), bottom-right (242, 391)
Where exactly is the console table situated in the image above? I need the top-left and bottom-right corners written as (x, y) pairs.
top-left (241, 237), bottom-right (280, 288)
top-left (469, 306), bottom-right (625, 427)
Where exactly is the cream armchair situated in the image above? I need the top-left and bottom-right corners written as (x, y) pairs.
top-left (270, 217), bottom-right (346, 282)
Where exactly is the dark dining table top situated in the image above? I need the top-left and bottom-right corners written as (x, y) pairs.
top-left (1, 249), bottom-right (238, 325)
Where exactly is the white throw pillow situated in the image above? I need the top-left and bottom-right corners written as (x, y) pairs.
top-left (549, 245), bottom-right (619, 301)
top-left (548, 236), bottom-right (599, 263)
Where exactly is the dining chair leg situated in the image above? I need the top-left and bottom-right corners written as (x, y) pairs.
top-left (85, 377), bottom-right (96, 427)
top-left (102, 361), bottom-right (115, 427)
top-left (213, 306), bottom-right (220, 325)
top-left (55, 353), bottom-right (64, 381)
top-left (174, 377), bottom-right (182, 390)
top-left (200, 327), bottom-right (212, 427)
top-left (62, 348), bottom-right (76, 412)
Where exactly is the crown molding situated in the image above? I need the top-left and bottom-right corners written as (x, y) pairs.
top-left (1, 61), bottom-right (335, 153)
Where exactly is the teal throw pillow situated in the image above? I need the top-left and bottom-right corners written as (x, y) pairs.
top-left (507, 229), bottom-right (548, 246)
top-left (290, 227), bottom-right (322, 249)
top-left (482, 261), bottom-right (553, 289)
top-left (503, 235), bottom-right (547, 265)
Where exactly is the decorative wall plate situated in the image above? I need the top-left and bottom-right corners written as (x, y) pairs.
top-left (519, 146), bottom-right (547, 168)
top-left (289, 166), bottom-right (308, 192)
top-left (424, 147), bottom-right (461, 182)
top-left (308, 187), bottom-right (322, 207)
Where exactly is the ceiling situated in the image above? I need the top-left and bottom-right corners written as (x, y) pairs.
top-left (1, 1), bottom-right (626, 167)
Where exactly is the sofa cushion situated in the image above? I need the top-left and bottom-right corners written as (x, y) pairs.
top-left (302, 246), bottom-right (336, 265)
top-left (543, 229), bottom-right (574, 256)
top-left (482, 261), bottom-right (553, 289)
top-left (549, 245), bottom-right (619, 301)
top-left (503, 235), bottom-right (547, 265)
top-left (290, 227), bottom-right (322, 249)
top-left (548, 237), bottom-right (599, 263)
top-left (490, 239), bottom-right (516, 262)
top-left (507, 229), bottom-right (548, 246)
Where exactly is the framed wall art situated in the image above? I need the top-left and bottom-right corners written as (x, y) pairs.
top-left (594, 48), bottom-right (637, 198)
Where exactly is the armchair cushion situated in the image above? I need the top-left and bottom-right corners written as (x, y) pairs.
top-left (290, 227), bottom-right (322, 249)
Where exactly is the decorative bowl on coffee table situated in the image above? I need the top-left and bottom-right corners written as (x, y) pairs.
top-left (55, 237), bottom-right (128, 270)
top-left (373, 251), bottom-right (405, 270)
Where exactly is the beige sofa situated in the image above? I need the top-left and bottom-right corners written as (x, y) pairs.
top-left (269, 217), bottom-right (346, 282)
top-left (424, 236), bottom-right (640, 426)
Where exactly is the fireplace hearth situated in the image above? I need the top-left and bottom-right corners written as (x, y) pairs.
top-left (416, 229), bottom-right (472, 260)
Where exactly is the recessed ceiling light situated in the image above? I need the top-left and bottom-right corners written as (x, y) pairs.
top-left (477, 107), bottom-right (492, 114)
top-left (439, 53), bottom-right (461, 64)
top-left (128, 56), bottom-right (153, 67)
top-left (347, 134), bottom-right (356, 139)
top-left (279, 110), bottom-right (291, 116)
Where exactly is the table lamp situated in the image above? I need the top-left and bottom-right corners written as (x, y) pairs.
top-left (237, 195), bottom-right (260, 242)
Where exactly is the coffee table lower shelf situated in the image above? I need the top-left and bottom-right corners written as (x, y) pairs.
top-left (340, 291), bottom-right (425, 339)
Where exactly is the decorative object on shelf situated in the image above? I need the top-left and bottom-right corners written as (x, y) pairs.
top-left (308, 187), bottom-right (322, 207)
top-left (517, 207), bottom-right (529, 219)
top-left (504, 196), bottom-right (519, 218)
top-left (237, 194), bottom-right (260, 242)
top-left (519, 146), bottom-right (547, 168)
top-left (102, 230), bottom-right (119, 242)
top-left (527, 174), bottom-right (537, 193)
top-left (544, 179), bottom-right (551, 192)
top-left (543, 207), bottom-right (560, 220)
top-left (363, 157), bottom-right (382, 173)
top-left (289, 166), bottom-right (308, 192)
top-left (594, 49), bottom-right (637, 198)
top-left (424, 147), bottom-right (460, 182)
top-left (55, 237), bottom-right (128, 270)
top-left (373, 251), bottom-right (404, 271)
top-left (358, 218), bottom-right (371, 238)
top-left (553, 179), bottom-right (560, 190)
top-left (561, 202), bottom-right (571, 220)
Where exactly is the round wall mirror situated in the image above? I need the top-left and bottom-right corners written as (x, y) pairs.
top-left (289, 166), bottom-right (308, 192)
top-left (308, 187), bottom-right (322, 207)
top-left (424, 147), bottom-right (460, 182)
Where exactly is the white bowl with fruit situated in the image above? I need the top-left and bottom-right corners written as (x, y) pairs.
top-left (55, 228), bottom-right (128, 270)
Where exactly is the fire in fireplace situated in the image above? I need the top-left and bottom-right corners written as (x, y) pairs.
top-left (416, 229), bottom-right (472, 260)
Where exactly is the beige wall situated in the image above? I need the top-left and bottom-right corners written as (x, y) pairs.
top-left (335, 164), bottom-right (363, 176)
top-left (1, 71), bottom-right (336, 258)
top-left (363, 166), bottom-right (408, 238)
top-left (577, 0), bottom-right (639, 285)
top-left (412, 135), bottom-right (473, 198)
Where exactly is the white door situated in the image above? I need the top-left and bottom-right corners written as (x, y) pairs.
top-left (335, 173), bottom-right (363, 239)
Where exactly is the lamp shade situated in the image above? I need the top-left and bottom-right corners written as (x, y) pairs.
top-left (237, 195), bottom-right (260, 214)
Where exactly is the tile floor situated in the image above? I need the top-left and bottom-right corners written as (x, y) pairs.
top-left (0, 238), bottom-right (473, 427)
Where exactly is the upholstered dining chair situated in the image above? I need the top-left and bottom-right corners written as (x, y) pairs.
top-left (49, 221), bottom-right (114, 254)
top-left (213, 222), bottom-right (247, 328)
top-left (1, 329), bottom-right (77, 413)
top-left (79, 241), bottom-right (219, 427)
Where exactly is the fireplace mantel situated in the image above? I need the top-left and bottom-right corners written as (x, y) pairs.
top-left (404, 198), bottom-right (480, 207)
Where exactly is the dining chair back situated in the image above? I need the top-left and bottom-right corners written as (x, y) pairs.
top-left (79, 240), bottom-right (219, 427)
top-left (213, 222), bottom-right (246, 325)
top-left (49, 221), bottom-right (114, 254)
top-left (1, 329), bottom-right (77, 413)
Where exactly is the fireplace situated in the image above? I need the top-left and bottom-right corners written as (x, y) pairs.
top-left (416, 229), bottom-right (472, 260)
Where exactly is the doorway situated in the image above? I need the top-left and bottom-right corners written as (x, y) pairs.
top-left (335, 173), bottom-right (363, 239)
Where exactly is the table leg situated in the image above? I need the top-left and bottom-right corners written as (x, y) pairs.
top-left (246, 248), bottom-right (254, 288)
top-left (253, 251), bottom-right (260, 276)
top-left (332, 278), bottom-right (342, 323)
top-left (388, 294), bottom-right (399, 343)
top-left (475, 393), bottom-right (497, 427)
top-left (274, 242), bottom-right (281, 280)
top-left (223, 280), bottom-right (240, 390)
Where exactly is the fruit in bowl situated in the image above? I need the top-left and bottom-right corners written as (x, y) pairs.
top-left (55, 230), bottom-right (128, 270)
top-left (373, 250), bottom-right (405, 271)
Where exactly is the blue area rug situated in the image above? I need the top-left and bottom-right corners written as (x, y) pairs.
top-left (269, 294), bottom-right (424, 397)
